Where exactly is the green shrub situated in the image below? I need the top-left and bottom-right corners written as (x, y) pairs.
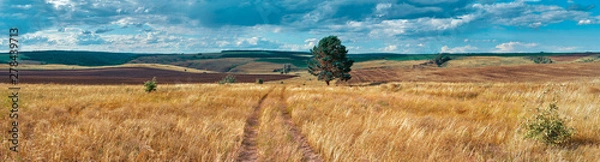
top-left (523, 103), bottom-right (575, 145)
top-left (530, 56), bottom-right (553, 64)
top-left (434, 54), bottom-right (452, 67)
top-left (144, 77), bottom-right (157, 93)
top-left (256, 78), bottom-right (264, 84)
top-left (219, 75), bottom-right (236, 84)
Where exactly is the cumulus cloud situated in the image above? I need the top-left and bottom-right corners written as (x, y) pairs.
top-left (441, 45), bottom-right (478, 53)
top-left (495, 42), bottom-right (538, 52)
top-left (578, 19), bottom-right (593, 25)
top-left (383, 45), bottom-right (398, 52)
top-left (1, 0), bottom-right (599, 53)
top-left (471, 1), bottom-right (591, 28)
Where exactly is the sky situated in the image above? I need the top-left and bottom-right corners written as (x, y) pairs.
top-left (1, 0), bottom-right (599, 54)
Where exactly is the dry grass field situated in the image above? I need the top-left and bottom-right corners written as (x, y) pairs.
top-left (2, 78), bottom-right (599, 161)
top-left (2, 57), bottom-right (600, 161)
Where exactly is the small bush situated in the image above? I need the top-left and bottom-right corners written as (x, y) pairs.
top-left (523, 103), bottom-right (575, 145)
top-left (144, 77), bottom-right (157, 93)
top-left (434, 54), bottom-right (452, 67)
top-left (530, 56), bottom-right (553, 64)
top-left (219, 75), bottom-right (236, 84)
top-left (256, 78), bottom-right (264, 84)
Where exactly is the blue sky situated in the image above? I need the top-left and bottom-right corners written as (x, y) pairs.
top-left (1, 0), bottom-right (599, 54)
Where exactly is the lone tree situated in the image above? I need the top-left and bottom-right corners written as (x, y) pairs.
top-left (308, 36), bottom-right (354, 85)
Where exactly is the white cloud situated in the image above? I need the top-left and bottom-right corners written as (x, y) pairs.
top-left (215, 41), bottom-right (230, 47)
top-left (440, 45), bottom-right (478, 53)
top-left (409, 0), bottom-right (459, 5)
top-left (375, 3), bottom-right (392, 12)
top-left (495, 42), bottom-right (538, 52)
top-left (383, 45), bottom-right (397, 52)
top-left (472, 1), bottom-right (590, 28)
top-left (280, 38), bottom-right (319, 51)
top-left (11, 5), bottom-right (32, 9)
top-left (365, 14), bottom-right (476, 37)
top-left (45, 0), bottom-right (73, 9)
top-left (578, 19), bottom-right (593, 25)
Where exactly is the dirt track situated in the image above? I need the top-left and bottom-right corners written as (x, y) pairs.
top-left (17, 67), bottom-right (295, 85)
top-left (236, 88), bottom-right (274, 162)
top-left (236, 87), bottom-right (323, 162)
top-left (347, 63), bottom-right (600, 84)
top-left (278, 87), bottom-right (323, 162)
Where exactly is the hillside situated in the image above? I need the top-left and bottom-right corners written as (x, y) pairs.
top-left (4, 50), bottom-right (599, 74)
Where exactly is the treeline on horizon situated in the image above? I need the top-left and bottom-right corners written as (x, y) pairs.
top-left (3, 50), bottom-right (597, 67)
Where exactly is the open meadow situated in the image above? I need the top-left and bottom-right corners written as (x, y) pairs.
top-left (2, 76), bottom-right (599, 161)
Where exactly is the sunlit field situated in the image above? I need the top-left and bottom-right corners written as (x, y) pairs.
top-left (2, 79), bottom-right (599, 161)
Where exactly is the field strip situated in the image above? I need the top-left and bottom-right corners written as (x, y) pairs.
top-left (236, 87), bottom-right (275, 162)
top-left (278, 86), bottom-right (324, 162)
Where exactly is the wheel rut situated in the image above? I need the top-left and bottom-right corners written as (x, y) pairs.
top-left (236, 88), bottom-right (274, 162)
top-left (236, 86), bottom-right (323, 162)
top-left (278, 86), bottom-right (324, 162)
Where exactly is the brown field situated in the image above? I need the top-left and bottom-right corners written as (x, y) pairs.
top-left (347, 62), bottom-right (600, 84)
top-left (16, 67), bottom-right (295, 85)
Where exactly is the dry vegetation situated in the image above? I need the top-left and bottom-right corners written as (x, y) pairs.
top-left (0, 84), bottom-right (270, 161)
top-left (286, 80), bottom-right (600, 161)
top-left (2, 57), bottom-right (600, 161)
top-left (2, 79), bottom-right (599, 161)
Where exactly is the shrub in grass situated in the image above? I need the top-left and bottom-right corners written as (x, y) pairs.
top-left (219, 75), bottom-right (236, 84)
top-left (530, 56), bottom-right (554, 64)
top-left (256, 78), bottom-right (264, 84)
top-left (144, 77), bottom-right (157, 93)
top-left (434, 53), bottom-right (452, 67)
top-left (523, 103), bottom-right (575, 145)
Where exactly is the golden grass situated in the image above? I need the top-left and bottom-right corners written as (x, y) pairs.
top-left (445, 56), bottom-right (534, 68)
top-left (256, 87), bottom-right (305, 161)
top-left (354, 60), bottom-right (426, 69)
top-left (1, 79), bottom-right (599, 161)
top-left (285, 80), bottom-right (600, 161)
top-left (0, 84), bottom-right (270, 161)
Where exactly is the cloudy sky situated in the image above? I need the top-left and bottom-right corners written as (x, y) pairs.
top-left (1, 0), bottom-right (599, 54)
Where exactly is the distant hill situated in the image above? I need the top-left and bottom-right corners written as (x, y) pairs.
top-left (5, 51), bottom-right (148, 66)
top-left (3, 50), bottom-right (597, 70)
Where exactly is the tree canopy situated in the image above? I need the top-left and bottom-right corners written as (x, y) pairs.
top-left (308, 36), bottom-right (354, 85)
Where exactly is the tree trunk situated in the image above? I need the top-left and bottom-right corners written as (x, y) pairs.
top-left (326, 81), bottom-right (330, 86)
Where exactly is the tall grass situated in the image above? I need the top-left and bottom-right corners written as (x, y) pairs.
top-left (286, 80), bottom-right (600, 161)
top-left (0, 84), bottom-right (270, 161)
top-left (1, 80), bottom-right (599, 161)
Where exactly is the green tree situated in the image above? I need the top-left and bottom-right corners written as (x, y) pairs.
top-left (308, 36), bottom-right (354, 86)
top-left (434, 53), bottom-right (452, 67)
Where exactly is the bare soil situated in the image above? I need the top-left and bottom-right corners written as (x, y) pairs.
top-left (345, 63), bottom-right (600, 84)
top-left (236, 88), bottom-right (274, 162)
